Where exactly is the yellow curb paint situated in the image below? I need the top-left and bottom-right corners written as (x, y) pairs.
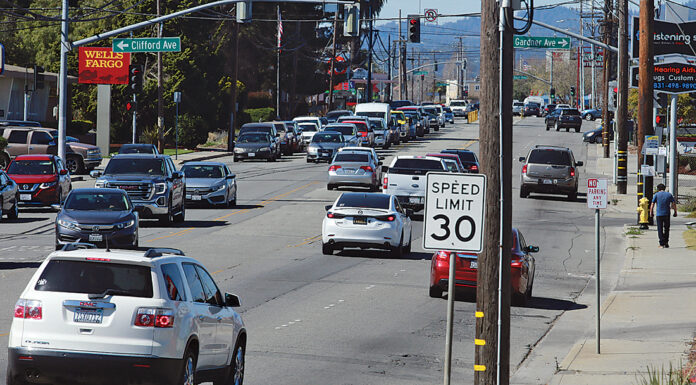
top-left (474, 365), bottom-right (486, 371)
top-left (475, 339), bottom-right (486, 346)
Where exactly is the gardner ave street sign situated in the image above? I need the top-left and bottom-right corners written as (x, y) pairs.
top-left (513, 36), bottom-right (571, 49)
top-left (423, 173), bottom-right (486, 252)
top-left (112, 37), bottom-right (181, 53)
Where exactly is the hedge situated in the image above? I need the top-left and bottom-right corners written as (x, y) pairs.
top-left (246, 107), bottom-right (277, 124)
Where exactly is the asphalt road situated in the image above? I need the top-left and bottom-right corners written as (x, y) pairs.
top-left (0, 116), bottom-right (628, 384)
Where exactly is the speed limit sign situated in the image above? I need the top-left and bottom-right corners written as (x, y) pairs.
top-left (423, 172), bottom-right (486, 252)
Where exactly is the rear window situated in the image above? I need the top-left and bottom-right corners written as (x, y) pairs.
top-left (391, 158), bottom-right (445, 175)
top-left (299, 124), bottom-right (317, 132)
top-left (240, 126), bottom-right (272, 135)
top-left (324, 126), bottom-right (354, 135)
top-left (356, 112), bottom-right (384, 119)
top-left (336, 193), bottom-right (390, 209)
top-left (527, 149), bottom-right (571, 165)
top-left (34, 260), bottom-right (153, 298)
top-left (562, 109), bottom-right (580, 116)
top-left (334, 153), bottom-right (369, 163)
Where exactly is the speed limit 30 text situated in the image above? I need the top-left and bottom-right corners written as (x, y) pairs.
top-left (430, 181), bottom-right (481, 210)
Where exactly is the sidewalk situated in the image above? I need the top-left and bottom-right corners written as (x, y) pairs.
top-left (548, 144), bottom-right (696, 385)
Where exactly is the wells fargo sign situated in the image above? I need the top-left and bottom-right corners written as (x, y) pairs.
top-left (78, 47), bottom-right (130, 84)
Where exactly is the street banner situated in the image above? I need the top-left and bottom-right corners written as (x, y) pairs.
top-left (632, 17), bottom-right (696, 58)
top-left (78, 47), bottom-right (130, 84)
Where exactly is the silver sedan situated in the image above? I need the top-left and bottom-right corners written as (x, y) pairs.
top-left (327, 150), bottom-right (379, 191)
top-left (180, 162), bottom-right (237, 207)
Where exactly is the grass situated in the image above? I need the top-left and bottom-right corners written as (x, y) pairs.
top-left (683, 229), bottom-right (696, 251)
top-left (634, 362), bottom-right (695, 385)
top-left (626, 227), bottom-right (644, 236)
top-left (162, 149), bottom-right (194, 156)
top-left (686, 211), bottom-right (696, 218)
top-left (678, 197), bottom-right (696, 213)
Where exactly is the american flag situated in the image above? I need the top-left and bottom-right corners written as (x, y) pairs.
top-left (277, 8), bottom-right (283, 52)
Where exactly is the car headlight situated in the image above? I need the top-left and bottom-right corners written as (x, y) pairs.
top-left (259, 147), bottom-right (270, 152)
top-left (57, 219), bottom-right (80, 231)
top-left (154, 182), bottom-right (167, 194)
top-left (234, 147), bottom-right (245, 153)
top-left (308, 147), bottom-right (318, 154)
top-left (39, 181), bottom-right (57, 189)
top-left (116, 219), bottom-right (136, 230)
top-left (212, 183), bottom-right (226, 192)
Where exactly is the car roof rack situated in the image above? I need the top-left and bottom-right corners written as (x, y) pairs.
top-left (144, 248), bottom-right (185, 259)
top-left (61, 242), bottom-right (97, 252)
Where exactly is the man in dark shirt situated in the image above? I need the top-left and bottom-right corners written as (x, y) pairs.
top-left (650, 184), bottom-right (677, 248)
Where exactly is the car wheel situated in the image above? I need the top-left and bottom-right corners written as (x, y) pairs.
top-left (575, 127), bottom-right (580, 133)
top-left (0, 153), bottom-right (9, 170)
top-left (322, 243), bottom-right (333, 255)
top-left (391, 234), bottom-right (404, 258)
top-left (383, 143), bottom-right (389, 150)
top-left (546, 123), bottom-right (550, 131)
top-left (520, 188), bottom-right (529, 198)
top-left (555, 122), bottom-right (560, 131)
top-left (226, 341), bottom-right (245, 385)
top-left (231, 192), bottom-right (237, 207)
top-left (233, 157), bottom-right (239, 162)
top-left (174, 199), bottom-right (186, 222)
top-left (512, 292), bottom-right (528, 307)
top-left (404, 232), bottom-right (412, 254)
top-left (179, 349), bottom-right (197, 385)
top-left (565, 127), bottom-right (569, 132)
top-left (585, 114), bottom-right (593, 121)
top-left (159, 199), bottom-right (174, 225)
top-left (429, 285), bottom-right (443, 298)
top-left (327, 184), bottom-right (335, 191)
top-left (7, 197), bottom-right (18, 220)
top-left (567, 191), bottom-right (577, 201)
top-left (66, 155), bottom-right (85, 175)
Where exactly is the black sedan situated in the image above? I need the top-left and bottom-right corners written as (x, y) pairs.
top-left (0, 169), bottom-right (19, 220)
top-left (545, 108), bottom-right (583, 132)
top-left (441, 149), bottom-right (480, 173)
top-left (54, 188), bottom-right (139, 250)
top-left (523, 103), bottom-right (541, 117)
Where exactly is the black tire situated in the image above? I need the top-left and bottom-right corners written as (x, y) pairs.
top-left (306, 158), bottom-right (312, 163)
top-left (65, 155), bottom-right (85, 175)
top-left (230, 192), bottom-right (237, 207)
top-left (382, 143), bottom-right (390, 150)
top-left (7, 196), bottom-right (19, 220)
top-left (234, 157), bottom-right (240, 162)
top-left (322, 243), bottom-right (333, 255)
top-left (565, 127), bottom-right (569, 132)
top-left (391, 234), bottom-right (404, 258)
top-left (429, 285), bottom-right (443, 298)
top-left (568, 191), bottom-right (577, 201)
top-left (56, 188), bottom-right (63, 204)
top-left (179, 349), bottom-right (197, 385)
top-left (174, 199), bottom-right (185, 222)
top-left (404, 232), bottom-right (412, 254)
top-left (327, 184), bottom-right (335, 190)
top-left (520, 188), bottom-right (529, 198)
top-left (221, 340), bottom-right (245, 385)
top-left (512, 292), bottom-right (528, 307)
top-left (132, 228), bottom-right (139, 249)
top-left (555, 122), bottom-right (560, 131)
top-left (159, 199), bottom-right (174, 225)
top-left (546, 124), bottom-right (550, 131)
top-left (575, 127), bottom-right (580, 133)
top-left (585, 114), bottom-right (593, 121)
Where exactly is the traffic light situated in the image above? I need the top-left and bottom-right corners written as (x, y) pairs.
top-left (655, 114), bottom-right (666, 126)
top-left (126, 101), bottom-right (137, 112)
top-left (570, 86), bottom-right (575, 97)
top-left (34, 65), bottom-right (45, 90)
top-left (612, 87), bottom-right (618, 108)
top-left (407, 15), bottom-right (420, 43)
top-left (463, 90), bottom-right (468, 98)
top-left (129, 64), bottom-right (143, 94)
top-left (550, 88), bottom-right (556, 101)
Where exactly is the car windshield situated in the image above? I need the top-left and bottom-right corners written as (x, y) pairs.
top-left (526, 103), bottom-right (540, 108)
top-left (240, 126), bottom-right (272, 135)
top-left (449, 101), bottom-right (466, 106)
top-left (513, 102), bottom-right (524, 107)
top-left (356, 112), bottom-right (384, 119)
top-left (325, 126), bottom-right (354, 135)
top-left (334, 153), bottom-right (369, 163)
top-left (528, 149), bottom-right (572, 165)
top-left (335, 193), bottom-right (390, 209)
top-left (312, 133), bottom-right (342, 143)
top-left (369, 120), bottom-right (385, 129)
top-left (7, 160), bottom-right (55, 175)
top-left (238, 133), bottom-right (269, 143)
top-left (299, 124), bottom-right (317, 132)
top-left (181, 165), bottom-right (224, 179)
top-left (104, 158), bottom-right (165, 176)
top-left (120, 145), bottom-right (155, 154)
top-left (563, 109), bottom-right (580, 116)
top-left (443, 107), bottom-right (453, 113)
top-left (35, 260), bottom-right (153, 298)
top-left (64, 191), bottom-right (130, 211)
top-left (327, 111), bottom-right (350, 119)
top-left (423, 108), bottom-right (437, 114)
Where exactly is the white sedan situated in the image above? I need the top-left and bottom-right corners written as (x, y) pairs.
top-left (322, 192), bottom-right (413, 257)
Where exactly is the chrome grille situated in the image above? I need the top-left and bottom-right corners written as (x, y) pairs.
top-left (107, 183), bottom-right (151, 200)
top-left (186, 187), bottom-right (212, 195)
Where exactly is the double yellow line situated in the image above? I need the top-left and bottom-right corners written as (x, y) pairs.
top-left (288, 234), bottom-right (322, 248)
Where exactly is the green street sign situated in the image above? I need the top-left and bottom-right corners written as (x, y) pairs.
top-left (414, 71), bottom-right (428, 75)
top-left (513, 36), bottom-right (571, 49)
top-left (112, 37), bottom-right (181, 53)
top-left (513, 75), bottom-right (528, 80)
top-left (436, 82), bottom-right (448, 87)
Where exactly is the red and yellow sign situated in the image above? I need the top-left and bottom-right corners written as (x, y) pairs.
top-left (78, 47), bottom-right (130, 84)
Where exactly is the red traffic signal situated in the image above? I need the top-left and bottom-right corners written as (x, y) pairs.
top-left (409, 19), bottom-right (417, 25)
top-left (126, 101), bottom-right (137, 112)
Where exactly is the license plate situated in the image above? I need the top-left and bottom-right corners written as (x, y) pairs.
top-left (321, 152), bottom-right (329, 156)
top-left (353, 217), bottom-right (367, 225)
top-left (74, 308), bottom-right (103, 324)
top-left (345, 168), bottom-right (356, 173)
top-left (20, 194), bottom-right (32, 201)
top-left (89, 234), bottom-right (103, 242)
top-left (248, 152), bottom-right (255, 157)
top-left (192, 195), bottom-right (202, 201)
top-left (543, 179), bottom-right (553, 185)
top-left (409, 197), bottom-right (421, 204)
top-left (470, 261), bottom-right (478, 269)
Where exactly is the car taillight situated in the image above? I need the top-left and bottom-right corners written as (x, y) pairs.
top-left (511, 260), bottom-right (523, 268)
top-left (382, 176), bottom-right (388, 189)
top-left (328, 165), bottom-right (341, 172)
top-left (14, 299), bottom-right (42, 320)
top-left (327, 212), bottom-right (345, 219)
top-left (570, 167), bottom-right (575, 177)
top-left (522, 164), bottom-right (528, 174)
top-left (360, 166), bottom-right (373, 172)
top-left (436, 250), bottom-right (450, 261)
top-left (470, 165), bottom-right (478, 172)
top-left (376, 214), bottom-right (395, 221)
top-left (327, 212), bottom-right (335, 218)
top-left (135, 308), bottom-right (174, 328)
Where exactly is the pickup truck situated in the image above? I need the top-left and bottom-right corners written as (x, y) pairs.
top-left (381, 155), bottom-right (448, 212)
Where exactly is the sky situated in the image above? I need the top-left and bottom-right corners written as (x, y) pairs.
top-left (377, 0), bottom-right (564, 22)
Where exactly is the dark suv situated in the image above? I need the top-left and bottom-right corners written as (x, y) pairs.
top-left (91, 154), bottom-right (186, 225)
top-left (519, 145), bottom-right (583, 201)
top-left (545, 108), bottom-right (583, 132)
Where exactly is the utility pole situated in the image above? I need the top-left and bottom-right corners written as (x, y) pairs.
top-left (328, 9), bottom-right (339, 110)
top-left (401, 41), bottom-right (407, 100)
top-left (457, 36), bottom-right (464, 99)
top-left (366, 2), bottom-right (374, 102)
top-left (57, 0), bottom-right (69, 162)
top-left (276, 4), bottom-right (281, 118)
top-left (616, 0), bottom-right (628, 194)
top-left (386, 37), bottom-right (392, 102)
top-left (398, 9), bottom-right (403, 100)
top-left (418, 51), bottom-right (423, 103)
top-left (601, 1), bottom-right (612, 158)
top-left (579, 0), bottom-right (585, 109)
top-left (433, 52), bottom-right (437, 103)
top-left (638, 0), bottom-right (655, 204)
top-left (409, 48), bottom-right (415, 101)
top-left (227, 19), bottom-right (240, 152)
top-left (157, 0), bottom-right (164, 153)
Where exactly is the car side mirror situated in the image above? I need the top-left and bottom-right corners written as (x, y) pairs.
top-left (325, 205), bottom-right (333, 211)
top-left (59, 169), bottom-right (68, 175)
top-left (172, 171), bottom-right (184, 179)
top-left (576, 161), bottom-right (584, 167)
top-left (518, 157), bottom-right (525, 163)
top-left (51, 203), bottom-right (62, 211)
top-left (90, 170), bottom-right (102, 178)
top-left (226, 174), bottom-right (236, 180)
top-left (382, 165), bottom-right (389, 173)
top-left (526, 245), bottom-right (540, 253)
top-left (224, 293), bottom-right (241, 307)
top-left (405, 208), bottom-right (414, 217)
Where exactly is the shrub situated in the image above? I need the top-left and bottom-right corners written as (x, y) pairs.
top-left (246, 107), bottom-right (276, 123)
top-left (0, 135), bottom-right (7, 151)
top-left (69, 120), bottom-right (94, 136)
top-left (139, 126), bottom-right (172, 146)
top-left (176, 114), bottom-right (209, 149)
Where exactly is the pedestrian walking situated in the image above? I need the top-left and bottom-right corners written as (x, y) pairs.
top-left (649, 184), bottom-right (677, 248)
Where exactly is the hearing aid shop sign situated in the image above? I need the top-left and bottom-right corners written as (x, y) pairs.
top-left (78, 47), bottom-right (130, 85)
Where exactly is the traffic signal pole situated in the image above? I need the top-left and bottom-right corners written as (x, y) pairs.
top-left (132, 94), bottom-right (137, 143)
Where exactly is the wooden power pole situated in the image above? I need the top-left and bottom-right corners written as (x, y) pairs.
top-left (156, 0), bottom-right (164, 153)
top-left (616, 0), bottom-right (628, 194)
top-left (601, 0), bottom-right (612, 159)
top-left (638, 0), bottom-right (654, 203)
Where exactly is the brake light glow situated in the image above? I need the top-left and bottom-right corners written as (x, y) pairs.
top-left (570, 167), bottom-right (575, 177)
top-left (86, 257), bottom-right (111, 262)
top-left (327, 212), bottom-right (335, 218)
top-left (511, 260), bottom-right (523, 268)
top-left (360, 166), bottom-right (373, 172)
top-left (382, 176), bottom-right (388, 190)
top-left (328, 165), bottom-right (341, 172)
top-left (436, 250), bottom-right (450, 261)
top-left (522, 164), bottom-right (528, 174)
top-left (470, 165), bottom-right (478, 172)
top-left (14, 299), bottom-right (42, 320)
top-left (134, 308), bottom-right (174, 328)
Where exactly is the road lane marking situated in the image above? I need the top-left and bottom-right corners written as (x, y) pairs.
top-left (288, 234), bottom-right (322, 248)
top-left (458, 139), bottom-right (477, 150)
top-left (148, 227), bottom-right (195, 242)
top-left (211, 269), bottom-right (224, 275)
top-left (0, 333), bottom-right (8, 337)
top-left (215, 181), bottom-right (318, 222)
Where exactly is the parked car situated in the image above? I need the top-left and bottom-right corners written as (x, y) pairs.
top-left (0, 169), bottom-right (19, 220)
top-left (322, 192), bottom-right (413, 257)
top-left (298, 122), bottom-right (319, 146)
top-left (234, 132), bottom-right (279, 162)
top-left (519, 145), bottom-right (583, 200)
top-left (239, 122), bottom-right (281, 157)
top-left (306, 131), bottom-right (346, 163)
top-left (429, 228), bottom-right (537, 305)
top-left (512, 102), bottom-right (524, 116)
top-left (580, 108), bottom-right (610, 121)
top-left (327, 150), bottom-right (380, 191)
top-left (92, 154), bottom-right (185, 225)
top-left (545, 108), bottom-right (583, 132)
top-left (281, 120), bottom-right (303, 152)
top-left (555, 103), bottom-right (571, 109)
top-left (583, 126), bottom-right (613, 143)
top-left (523, 102), bottom-right (542, 117)
top-left (293, 116), bottom-right (324, 130)
top-left (326, 109), bottom-right (353, 123)
top-left (390, 110), bottom-right (409, 143)
top-left (118, 143), bottom-right (159, 155)
top-left (54, 188), bottom-right (139, 249)
top-left (422, 106), bottom-right (443, 129)
top-left (389, 100), bottom-right (413, 110)
top-left (7, 154), bottom-right (71, 207)
top-left (448, 100), bottom-right (468, 117)
top-left (381, 156), bottom-right (447, 212)
top-left (181, 162), bottom-right (237, 207)
top-left (443, 107), bottom-right (455, 123)
top-left (441, 149), bottom-right (480, 173)
top-left (6, 246), bottom-right (246, 385)
top-left (323, 123), bottom-right (360, 146)
top-left (397, 108), bottom-right (423, 138)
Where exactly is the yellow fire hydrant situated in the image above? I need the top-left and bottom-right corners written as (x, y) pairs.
top-left (637, 197), bottom-right (650, 229)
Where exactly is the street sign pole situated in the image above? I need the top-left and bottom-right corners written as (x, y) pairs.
top-left (595, 206), bottom-right (600, 354)
top-left (444, 250), bottom-right (455, 385)
top-left (670, 94), bottom-right (678, 201)
top-left (587, 178), bottom-right (607, 354)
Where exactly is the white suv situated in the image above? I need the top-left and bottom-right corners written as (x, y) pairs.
top-left (6, 245), bottom-right (246, 385)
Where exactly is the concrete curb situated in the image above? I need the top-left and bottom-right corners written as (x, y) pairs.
top-left (176, 151), bottom-right (233, 165)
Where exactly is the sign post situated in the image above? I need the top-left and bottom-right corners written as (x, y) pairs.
top-left (587, 178), bottom-right (608, 354)
top-left (423, 172), bottom-right (486, 385)
top-left (173, 91), bottom-right (182, 160)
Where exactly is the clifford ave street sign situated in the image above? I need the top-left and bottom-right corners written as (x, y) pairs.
top-left (630, 62), bottom-right (696, 93)
top-left (631, 17), bottom-right (696, 58)
top-left (112, 37), bottom-right (181, 53)
top-left (423, 172), bottom-right (486, 252)
top-left (513, 36), bottom-right (571, 49)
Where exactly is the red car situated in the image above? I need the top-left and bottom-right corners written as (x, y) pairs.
top-left (426, 153), bottom-right (467, 173)
top-left (6, 154), bottom-right (71, 206)
top-left (429, 228), bottom-right (538, 305)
